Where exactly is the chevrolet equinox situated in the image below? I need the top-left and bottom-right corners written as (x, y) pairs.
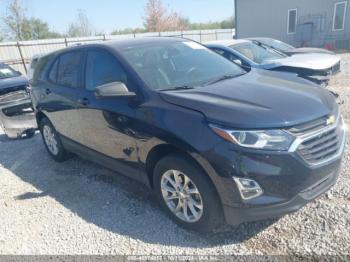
top-left (31, 37), bottom-right (346, 232)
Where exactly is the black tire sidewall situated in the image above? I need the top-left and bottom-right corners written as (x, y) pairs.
top-left (39, 117), bottom-right (69, 162)
top-left (153, 154), bottom-right (224, 232)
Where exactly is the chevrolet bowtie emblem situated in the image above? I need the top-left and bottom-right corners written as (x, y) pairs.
top-left (326, 115), bottom-right (336, 125)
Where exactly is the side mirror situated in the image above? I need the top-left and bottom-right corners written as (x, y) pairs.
top-left (95, 82), bottom-right (136, 98)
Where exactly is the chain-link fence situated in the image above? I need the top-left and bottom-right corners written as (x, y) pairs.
top-left (0, 28), bottom-right (235, 75)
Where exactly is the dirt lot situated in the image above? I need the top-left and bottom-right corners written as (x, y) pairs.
top-left (0, 54), bottom-right (349, 256)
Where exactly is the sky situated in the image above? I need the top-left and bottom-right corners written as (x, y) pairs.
top-left (1, 0), bottom-right (235, 34)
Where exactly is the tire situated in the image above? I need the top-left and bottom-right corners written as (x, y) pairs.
top-left (153, 154), bottom-right (224, 232)
top-left (39, 117), bottom-right (70, 162)
top-left (24, 128), bottom-right (36, 139)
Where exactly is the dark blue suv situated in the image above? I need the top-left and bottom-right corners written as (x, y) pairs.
top-left (30, 37), bottom-right (346, 232)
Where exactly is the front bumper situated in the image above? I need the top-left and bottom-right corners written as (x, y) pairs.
top-left (0, 91), bottom-right (37, 138)
top-left (223, 163), bottom-right (340, 225)
top-left (304, 75), bottom-right (330, 86)
top-left (204, 116), bottom-right (346, 225)
top-left (304, 62), bottom-right (341, 86)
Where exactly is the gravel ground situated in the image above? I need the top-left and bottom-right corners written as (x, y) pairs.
top-left (0, 54), bottom-right (349, 256)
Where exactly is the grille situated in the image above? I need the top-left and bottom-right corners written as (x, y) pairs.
top-left (288, 116), bottom-right (329, 136)
top-left (296, 121), bottom-right (343, 165)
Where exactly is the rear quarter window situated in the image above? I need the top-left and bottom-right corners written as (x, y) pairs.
top-left (48, 59), bottom-right (59, 83)
top-left (32, 55), bottom-right (51, 84)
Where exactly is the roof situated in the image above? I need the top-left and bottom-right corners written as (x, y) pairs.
top-left (204, 39), bottom-right (250, 47)
top-left (246, 37), bottom-right (272, 41)
top-left (42, 37), bottom-right (187, 58)
top-left (103, 37), bottom-right (185, 49)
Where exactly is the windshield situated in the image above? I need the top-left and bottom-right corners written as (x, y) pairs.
top-left (230, 42), bottom-right (285, 64)
top-left (259, 38), bottom-right (294, 52)
top-left (0, 64), bottom-right (21, 79)
top-left (119, 41), bottom-right (246, 90)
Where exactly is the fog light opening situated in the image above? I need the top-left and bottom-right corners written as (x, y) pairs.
top-left (233, 177), bottom-right (263, 200)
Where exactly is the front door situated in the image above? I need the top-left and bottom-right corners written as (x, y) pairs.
top-left (77, 48), bottom-right (139, 167)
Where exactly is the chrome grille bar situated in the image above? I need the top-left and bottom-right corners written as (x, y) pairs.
top-left (287, 111), bottom-right (346, 166)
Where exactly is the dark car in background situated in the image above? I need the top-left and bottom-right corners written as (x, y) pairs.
top-left (206, 39), bottom-right (341, 86)
top-left (0, 63), bottom-right (36, 138)
top-left (248, 37), bottom-right (336, 56)
top-left (31, 37), bottom-right (346, 231)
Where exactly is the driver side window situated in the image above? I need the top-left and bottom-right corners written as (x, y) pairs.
top-left (85, 49), bottom-right (127, 91)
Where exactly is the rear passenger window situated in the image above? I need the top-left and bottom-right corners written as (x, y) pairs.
top-left (48, 51), bottom-right (83, 88)
top-left (57, 52), bottom-right (83, 88)
top-left (85, 49), bottom-right (127, 91)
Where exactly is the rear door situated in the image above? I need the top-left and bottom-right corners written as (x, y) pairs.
top-left (39, 50), bottom-right (84, 143)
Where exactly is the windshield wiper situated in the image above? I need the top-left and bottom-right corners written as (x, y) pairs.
top-left (257, 42), bottom-right (287, 57)
top-left (203, 73), bottom-right (245, 86)
top-left (159, 85), bottom-right (195, 91)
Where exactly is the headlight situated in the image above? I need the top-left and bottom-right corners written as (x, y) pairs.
top-left (210, 124), bottom-right (294, 151)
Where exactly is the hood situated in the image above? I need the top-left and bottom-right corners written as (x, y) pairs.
top-left (287, 47), bottom-right (335, 55)
top-left (0, 75), bottom-right (28, 90)
top-left (159, 69), bottom-right (336, 129)
top-left (261, 53), bottom-right (340, 71)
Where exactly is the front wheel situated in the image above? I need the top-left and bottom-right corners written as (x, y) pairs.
top-left (153, 154), bottom-right (224, 232)
top-left (39, 117), bottom-right (70, 162)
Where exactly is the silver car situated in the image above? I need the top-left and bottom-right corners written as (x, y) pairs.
top-left (206, 39), bottom-right (341, 86)
top-left (247, 37), bottom-right (336, 56)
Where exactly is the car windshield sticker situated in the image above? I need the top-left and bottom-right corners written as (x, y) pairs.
top-left (183, 42), bottom-right (206, 50)
top-left (0, 68), bottom-right (12, 76)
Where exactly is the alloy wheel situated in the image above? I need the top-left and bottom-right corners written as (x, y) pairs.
top-left (161, 169), bottom-right (203, 223)
top-left (43, 125), bottom-right (59, 155)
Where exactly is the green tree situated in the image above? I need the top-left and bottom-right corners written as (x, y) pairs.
top-left (2, 0), bottom-right (62, 40)
top-left (111, 27), bottom-right (147, 35)
top-left (30, 18), bottom-right (62, 39)
top-left (220, 16), bottom-right (235, 29)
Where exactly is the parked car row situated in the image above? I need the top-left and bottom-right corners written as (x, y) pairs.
top-left (0, 37), bottom-right (341, 140)
top-left (206, 39), bottom-right (341, 86)
top-left (26, 37), bottom-right (346, 232)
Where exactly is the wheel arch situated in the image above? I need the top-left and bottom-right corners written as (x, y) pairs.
top-left (145, 143), bottom-right (223, 196)
top-left (35, 111), bottom-right (48, 126)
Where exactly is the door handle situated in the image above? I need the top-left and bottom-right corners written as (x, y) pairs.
top-left (45, 88), bottom-right (51, 95)
top-left (78, 97), bottom-right (90, 106)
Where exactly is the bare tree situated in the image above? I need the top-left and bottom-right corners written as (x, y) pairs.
top-left (143, 0), bottom-right (189, 32)
top-left (2, 0), bottom-right (27, 40)
top-left (67, 10), bottom-right (95, 37)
